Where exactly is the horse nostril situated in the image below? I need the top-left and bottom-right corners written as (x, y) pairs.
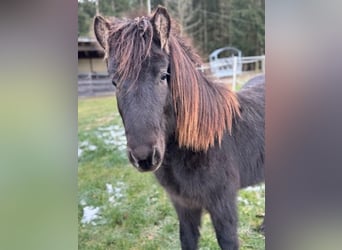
top-left (152, 146), bottom-right (161, 166)
top-left (128, 149), bottom-right (139, 168)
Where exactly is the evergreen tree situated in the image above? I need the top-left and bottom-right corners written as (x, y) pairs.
top-left (78, 0), bottom-right (265, 56)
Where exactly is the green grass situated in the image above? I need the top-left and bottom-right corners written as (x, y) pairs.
top-left (78, 95), bottom-right (265, 250)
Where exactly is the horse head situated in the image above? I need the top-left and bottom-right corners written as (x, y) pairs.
top-left (94, 7), bottom-right (173, 172)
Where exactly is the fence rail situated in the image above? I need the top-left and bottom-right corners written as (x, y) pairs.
top-left (197, 55), bottom-right (265, 90)
top-left (78, 73), bottom-right (115, 97)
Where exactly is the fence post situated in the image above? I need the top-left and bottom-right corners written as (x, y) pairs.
top-left (147, 0), bottom-right (151, 14)
top-left (232, 56), bottom-right (237, 91)
top-left (90, 74), bottom-right (94, 96)
top-left (262, 55), bottom-right (265, 74)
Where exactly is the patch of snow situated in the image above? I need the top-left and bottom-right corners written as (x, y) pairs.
top-left (80, 141), bottom-right (89, 147)
top-left (96, 125), bottom-right (127, 151)
top-left (110, 130), bottom-right (125, 138)
top-left (79, 125), bottom-right (127, 159)
top-left (108, 196), bottom-right (115, 204)
top-left (238, 196), bottom-right (250, 205)
top-left (106, 182), bottom-right (126, 206)
top-left (114, 187), bottom-right (123, 198)
top-left (81, 206), bottom-right (100, 224)
top-left (244, 184), bottom-right (264, 193)
top-left (98, 125), bottom-right (121, 131)
top-left (116, 181), bottom-right (125, 186)
top-left (78, 140), bottom-right (98, 158)
top-left (88, 145), bottom-right (97, 151)
top-left (106, 183), bottom-right (113, 194)
top-left (78, 148), bottom-right (83, 158)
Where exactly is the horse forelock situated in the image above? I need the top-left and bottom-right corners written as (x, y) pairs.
top-left (107, 17), bottom-right (153, 85)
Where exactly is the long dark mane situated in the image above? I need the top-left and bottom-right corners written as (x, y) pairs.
top-left (168, 34), bottom-right (240, 151)
top-left (107, 16), bottom-right (241, 151)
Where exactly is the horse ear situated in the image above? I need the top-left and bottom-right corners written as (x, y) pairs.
top-left (151, 6), bottom-right (171, 53)
top-left (94, 16), bottom-right (110, 49)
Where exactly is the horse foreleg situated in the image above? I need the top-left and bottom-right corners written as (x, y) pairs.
top-left (172, 201), bottom-right (202, 250)
top-left (207, 198), bottom-right (239, 250)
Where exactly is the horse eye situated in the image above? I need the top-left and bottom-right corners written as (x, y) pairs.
top-left (112, 79), bottom-right (117, 86)
top-left (160, 73), bottom-right (168, 81)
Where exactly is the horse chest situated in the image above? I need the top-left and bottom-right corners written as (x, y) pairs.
top-left (155, 158), bottom-right (214, 207)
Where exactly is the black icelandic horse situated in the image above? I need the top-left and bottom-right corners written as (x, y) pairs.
top-left (94, 6), bottom-right (264, 250)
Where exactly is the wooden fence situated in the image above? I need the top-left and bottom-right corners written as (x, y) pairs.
top-left (78, 73), bottom-right (115, 97)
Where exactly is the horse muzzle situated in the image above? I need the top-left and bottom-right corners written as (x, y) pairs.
top-left (127, 145), bottom-right (162, 172)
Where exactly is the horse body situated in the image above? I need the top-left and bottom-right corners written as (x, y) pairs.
top-left (155, 77), bottom-right (264, 249)
top-left (234, 77), bottom-right (265, 188)
top-left (157, 75), bottom-right (264, 193)
top-left (94, 6), bottom-right (264, 250)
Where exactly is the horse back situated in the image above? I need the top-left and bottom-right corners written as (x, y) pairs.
top-left (233, 75), bottom-right (265, 188)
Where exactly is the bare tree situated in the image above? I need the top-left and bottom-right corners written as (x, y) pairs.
top-left (164, 0), bottom-right (202, 35)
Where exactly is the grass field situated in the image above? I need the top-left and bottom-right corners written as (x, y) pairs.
top-left (78, 95), bottom-right (265, 250)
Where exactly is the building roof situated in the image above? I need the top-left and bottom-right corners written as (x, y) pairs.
top-left (78, 37), bottom-right (104, 58)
